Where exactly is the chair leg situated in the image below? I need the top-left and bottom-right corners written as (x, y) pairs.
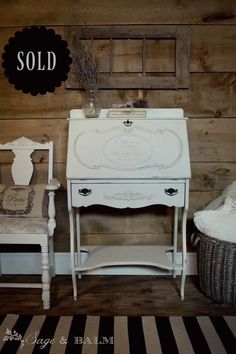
top-left (49, 237), bottom-right (55, 277)
top-left (41, 244), bottom-right (50, 310)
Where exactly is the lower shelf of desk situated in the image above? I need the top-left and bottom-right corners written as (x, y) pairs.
top-left (74, 245), bottom-right (183, 273)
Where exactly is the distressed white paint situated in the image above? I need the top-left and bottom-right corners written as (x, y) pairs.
top-left (67, 109), bottom-right (191, 301)
top-left (0, 137), bottom-right (60, 310)
top-left (67, 119), bottom-right (190, 179)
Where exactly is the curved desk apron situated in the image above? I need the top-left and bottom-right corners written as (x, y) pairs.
top-left (66, 108), bottom-right (191, 301)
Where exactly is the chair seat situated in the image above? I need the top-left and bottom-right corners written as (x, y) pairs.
top-left (0, 217), bottom-right (48, 234)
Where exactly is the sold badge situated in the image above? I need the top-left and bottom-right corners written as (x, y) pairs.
top-left (2, 26), bottom-right (72, 95)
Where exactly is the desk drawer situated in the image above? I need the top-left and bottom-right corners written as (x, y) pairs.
top-left (71, 183), bottom-right (185, 208)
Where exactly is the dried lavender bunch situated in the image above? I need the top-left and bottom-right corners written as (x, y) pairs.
top-left (132, 98), bottom-right (148, 108)
top-left (74, 39), bottom-right (99, 99)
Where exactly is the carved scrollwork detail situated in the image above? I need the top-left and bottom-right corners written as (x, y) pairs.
top-left (104, 190), bottom-right (153, 201)
top-left (0, 137), bottom-right (49, 148)
top-left (74, 126), bottom-right (183, 171)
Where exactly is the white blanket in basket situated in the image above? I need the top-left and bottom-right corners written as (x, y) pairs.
top-left (194, 181), bottom-right (236, 243)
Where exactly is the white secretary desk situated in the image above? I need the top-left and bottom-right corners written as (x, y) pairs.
top-left (66, 108), bottom-right (191, 301)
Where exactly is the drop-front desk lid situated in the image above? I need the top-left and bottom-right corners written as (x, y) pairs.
top-left (66, 109), bottom-right (191, 180)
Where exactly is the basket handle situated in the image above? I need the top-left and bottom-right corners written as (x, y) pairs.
top-left (191, 232), bottom-right (200, 247)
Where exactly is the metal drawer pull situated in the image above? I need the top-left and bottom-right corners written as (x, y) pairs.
top-left (165, 188), bottom-right (178, 196)
top-left (79, 188), bottom-right (92, 196)
top-left (123, 119), bottom-right (133, 127)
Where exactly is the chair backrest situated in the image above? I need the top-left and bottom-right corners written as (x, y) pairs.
top-left (0, 137), bottom-right (53, 185)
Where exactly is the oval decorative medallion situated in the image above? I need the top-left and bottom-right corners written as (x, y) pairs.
top-left (103, 134), bottom-right (153, 167)
top-left (74, 125), bottom-right (183, 172)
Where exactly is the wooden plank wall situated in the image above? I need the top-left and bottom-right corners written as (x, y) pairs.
top-left (0, 0), bottom-right (236, 252)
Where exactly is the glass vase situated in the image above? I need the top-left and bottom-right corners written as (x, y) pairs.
top-left (83, 97), bottom-right (100, 118)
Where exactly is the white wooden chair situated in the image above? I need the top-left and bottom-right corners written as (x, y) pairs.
top-left (0, 137), bottom-right (60, 310)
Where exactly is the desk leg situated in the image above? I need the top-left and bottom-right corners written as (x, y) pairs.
top-left (180, 206), bottom-right (188, 300)
top-left (76, 208), bottom-right (82, 280)
top-left (67, 180), bottom-right (77, 300)
top-left (69, 207), bottom-right (78, 300)
top-left (173, 207), bottom-right (178, 278)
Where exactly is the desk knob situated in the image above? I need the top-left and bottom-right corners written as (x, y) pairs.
top-left (123, 119), bottom-right (133, 127)
top-left (79, 188), bottom-right (92, 196)
top-left (165, 188), bottom-right (178, 196)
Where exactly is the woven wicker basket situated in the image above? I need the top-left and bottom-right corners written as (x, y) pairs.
top-left (197, 232), bottom-right (236, 305)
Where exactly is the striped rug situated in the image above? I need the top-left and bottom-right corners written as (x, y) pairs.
top-left (0, 315), bottom-right (235, 354)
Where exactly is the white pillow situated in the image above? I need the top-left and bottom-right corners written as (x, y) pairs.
top-left (0, 184), bottom-right (46, 218)
top-left (194, 209), bottom-right (236, 243)
top-left (194, 181), bottom-right (236, 243)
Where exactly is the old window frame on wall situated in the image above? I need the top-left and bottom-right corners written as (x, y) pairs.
top-left (66, 25), bottom-right (190, 90)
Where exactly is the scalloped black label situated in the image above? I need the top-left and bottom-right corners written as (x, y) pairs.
top-left (2, 26), bottom-right (72, 95)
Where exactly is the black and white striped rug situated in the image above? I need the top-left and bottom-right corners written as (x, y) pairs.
top-left (0, 314), bottom-right (235, 354)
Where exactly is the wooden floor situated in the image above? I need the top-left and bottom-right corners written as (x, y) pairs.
top-left (0, 275), bottom-right (235, 316)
